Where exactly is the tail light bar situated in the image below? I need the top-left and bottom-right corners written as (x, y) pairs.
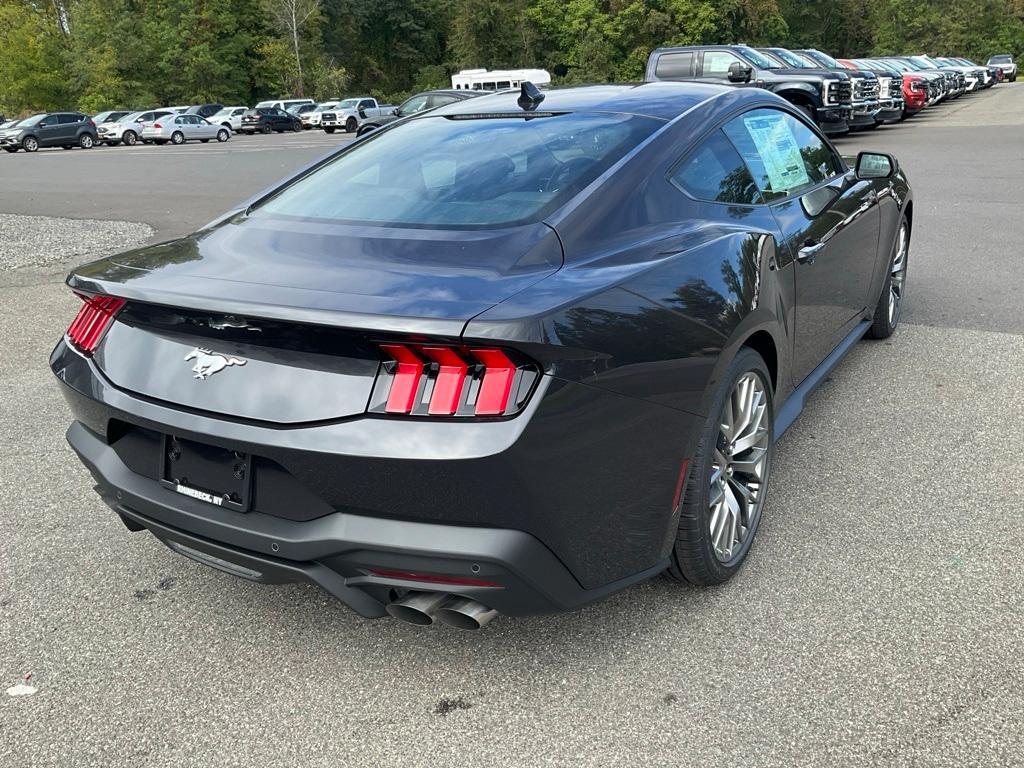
top-left (66, 293), bottom-right (126, 354)
top-left (369, 343), bottom-right (539, 418)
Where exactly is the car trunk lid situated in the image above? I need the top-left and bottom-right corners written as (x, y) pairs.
top-left (70, 217), bottom-right (561, 424)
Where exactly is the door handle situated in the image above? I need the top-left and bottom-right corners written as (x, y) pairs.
top-left (797, 239), bottom-right (824, 265)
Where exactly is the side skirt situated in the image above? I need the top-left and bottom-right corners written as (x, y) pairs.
top-left (774, 319), bottom-right (871, 440)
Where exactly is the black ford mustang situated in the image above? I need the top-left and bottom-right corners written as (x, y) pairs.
top-left (53, 82), bottom-right (912, 629)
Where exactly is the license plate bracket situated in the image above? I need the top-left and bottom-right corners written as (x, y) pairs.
top-left (159, 435), bottom-right (252, 513)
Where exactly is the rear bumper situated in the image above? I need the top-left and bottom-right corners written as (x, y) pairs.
top-left (52, 340), bottom-right (696, 615)
top-left (69, 421), bottom-right (663, 618)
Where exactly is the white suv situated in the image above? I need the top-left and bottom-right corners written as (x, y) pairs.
top-left (208, 106), bottom-right (249, 132)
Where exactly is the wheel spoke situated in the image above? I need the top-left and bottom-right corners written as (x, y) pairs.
top-left (730, 447), bottom-right (767, 480)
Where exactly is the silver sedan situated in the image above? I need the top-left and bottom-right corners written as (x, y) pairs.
top-left (141, 114), bottom-right (230, 145)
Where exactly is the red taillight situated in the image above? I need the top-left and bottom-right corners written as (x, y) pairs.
top-left (153, 122), bottom-right (162, 129)
top-left (66, 293), bottom-right (125, 354)
top-left (367, 568), bottom-right (503, 588)
top-left (371, 343), bottom-right (537, 418)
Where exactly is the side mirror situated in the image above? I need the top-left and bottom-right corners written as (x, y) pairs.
top-left (39, 120), bottom-right (50, 127)
top-left (856, 151), bottom-right (898, 180)
top-left (392, 107), bottom-right (400, 116)
top-left (728, 62), bottom-right (753, 83)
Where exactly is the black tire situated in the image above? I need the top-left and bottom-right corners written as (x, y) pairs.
top-left (105, 140), bottom-right (121, 147)
top-left (668, 348), bottom-right (774, 586)
top-left (200, 139), bottom-right (210, 143)
top-left (324, 127), bottom-right (335, 134)
top-left (292, 121), bottom-right (301, 132)
top-left (261, 123), bottom-right (272, 134)
top-left (170, 131), bottom-right (185, 145)
top-left (345, 117), bottom-right (358, 133)
top-left (62, 145), bottom-right (73, 150)
top-left (153, 140), bottom-right (166, 145)
top-left (3, 147), bottom-right (17, 153)
top-left (78, 133), bottom-right (95, 149)
top-left (22, 136), bottom-right (39, 152)
top-left (794, 103), bottom-right (814, 124)
top-left (216, 129), bottom-right (229, 142)
top-left (123, 131), bottom-right (138, 146)
top-left (867, 215), bottom-right (910, 339)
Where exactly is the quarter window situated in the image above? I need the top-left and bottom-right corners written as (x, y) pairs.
top-left (655, 52), bottom-right (694, 79)
top-left (670, 130), bottom-right (761, 205)
top-left (703, 51), bottom-right (743, 76)
top-left (723, 108), bottom-right (842, 201)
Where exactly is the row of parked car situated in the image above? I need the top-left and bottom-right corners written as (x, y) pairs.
top-left (0, 95), bottom-right (407, 153)
top-left (644, 47), bottom-right (1015, 136)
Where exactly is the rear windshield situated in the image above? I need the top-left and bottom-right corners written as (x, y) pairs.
top-left (989, 55), bottom-right (1012, 63)
top-left (251, 112), bottom-right (662, 228)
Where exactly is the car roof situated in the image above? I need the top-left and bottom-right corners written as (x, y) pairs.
top-left (432, 82), bottom-right (735, 121)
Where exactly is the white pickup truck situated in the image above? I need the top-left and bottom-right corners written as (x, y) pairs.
top-left (319, 97), bottom-right (394, 134)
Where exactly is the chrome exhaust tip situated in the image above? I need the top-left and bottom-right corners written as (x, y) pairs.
top-left (385, 591), bottom-right (453, 626)
top-left (434, 597), bottom-right (498, 630)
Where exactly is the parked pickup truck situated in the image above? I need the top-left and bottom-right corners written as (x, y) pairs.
top-left (645, 45), bottom-right (854, 136)
top-left (319, 97), bottom-right (394, 134)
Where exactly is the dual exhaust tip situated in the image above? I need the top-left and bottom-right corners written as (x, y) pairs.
top-left (386, 591), bottom-right (498, 630)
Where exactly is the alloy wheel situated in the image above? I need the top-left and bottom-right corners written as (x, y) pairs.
top-left (888, 222), bottom-right (909, 326)
top-left (709, 372), bottom-right (770, 563)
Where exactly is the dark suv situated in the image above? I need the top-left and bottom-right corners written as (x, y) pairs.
top-left (185, 104), bottom-right (225, 119)
top-left (239, 107), bottom-right (302, 134)
top-left (645, 45), bottom-right (853, 135)
top-left (0, 112), bottom-right (98, 152)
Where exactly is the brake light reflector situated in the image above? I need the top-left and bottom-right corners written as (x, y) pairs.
top-left (470, 348), bottom-right (516, 415)
top-left (373, 343), bottom-right (537, 418)
top-left (379, 344), bottom-right (425, 414)
top-left (153, 122), bottom-right (162, 129)
top-left (368, 568), bottom-right (503, 588)
top-left (66, 293), bottom-right (125, 354)
top-left (420, 346), bottom-right (469, 415)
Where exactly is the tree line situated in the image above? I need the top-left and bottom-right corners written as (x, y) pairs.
top-left (1, 0), bottom-right (1022, 115)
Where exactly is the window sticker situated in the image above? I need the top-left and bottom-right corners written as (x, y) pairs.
top-left (742, 113), bottom-right (810, 193)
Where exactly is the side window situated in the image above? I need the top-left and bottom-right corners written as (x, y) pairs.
top-left (702, 51), bottom-right (743, 76)
top-left (655, 52), bottom-right (694, 79)
top-left (233, 109), bottom-right (245, 116)
top-left (401, 95), bottom-right (430, 115)
top-left (359, 100), bottom-right (375, 109)
top-left (723, 108), bottom-right (843, 201)
top-left (429, 95), bottom-right (458, 109)
top-left (58, 114), bottom-right (80, 124)
top-left (670, 130), bottom-right (761, 205)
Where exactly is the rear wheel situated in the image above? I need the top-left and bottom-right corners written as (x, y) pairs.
top-left (200, 138), bottom-right (210, 143)
top-left (79, 133), bottom-right (95, 149)
top-left (324, 127), bottom-right (335, 134)
top-left (62, 145), bottom-right (73, 150)
top-left (867, 216), bottom-right (909, 339)
top-left (261, 123), bottom-right (272, 134)
top-left (292, 121), bottom-right (301, 132)
top-left (22, 136), bottom-right (39, 152)
top-left (3, 147), bottom-right (17, 153)
top-left (668, 348), bottom-right (773, 586)
top-left (216, 129), bottom-right (229, 142)
top-left (170, 131), bottom-right (185, 145)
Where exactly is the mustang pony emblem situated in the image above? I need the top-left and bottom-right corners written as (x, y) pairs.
top-left (184, 347), bottom-right (247, 379)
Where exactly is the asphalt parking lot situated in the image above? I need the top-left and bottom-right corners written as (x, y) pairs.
top-left (2, 86), bottom-right (1023, 767)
